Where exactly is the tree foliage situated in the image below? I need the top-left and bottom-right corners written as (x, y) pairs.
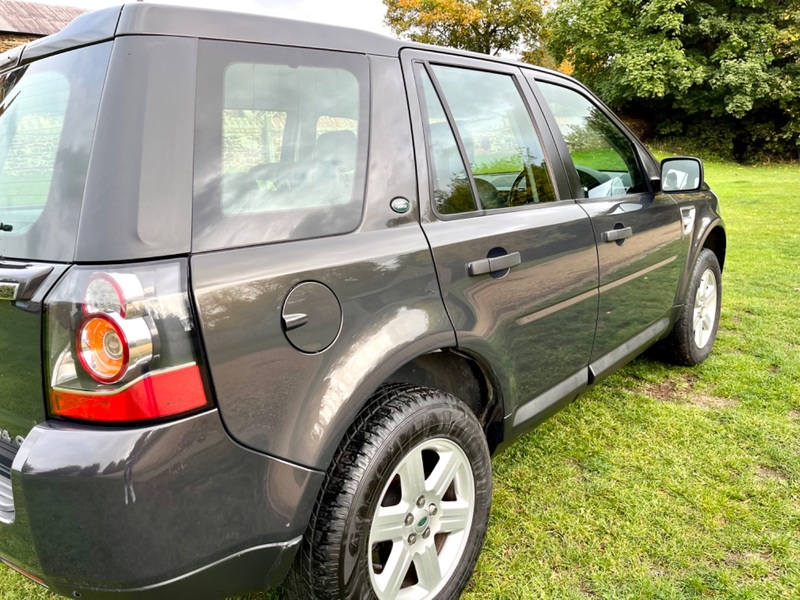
top-left (547, 0), bottom-right (800, 160)
top-left (383, 0), bottom-right (546, 56)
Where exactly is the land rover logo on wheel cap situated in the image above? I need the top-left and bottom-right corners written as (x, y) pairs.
top-left (417, 515), bottom-right (428, 528)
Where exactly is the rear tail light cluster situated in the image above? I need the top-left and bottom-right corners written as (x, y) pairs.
top-left (45, 260), bottom-right (212, 423)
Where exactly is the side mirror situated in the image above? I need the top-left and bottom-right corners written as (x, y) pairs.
top-left (660, 156), bottom-right (704, 193)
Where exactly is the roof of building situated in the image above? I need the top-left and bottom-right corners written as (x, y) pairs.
top-left (0, 0), bottom-right (85, 36)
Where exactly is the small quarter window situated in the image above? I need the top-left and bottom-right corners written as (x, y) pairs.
top-left (0, 42), bottom-right (111, 261)
top-left (0, 71), bottom-right (69, 233)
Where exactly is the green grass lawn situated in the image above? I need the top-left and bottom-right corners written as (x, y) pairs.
top-left (2, 159), bottom-right (799, 599)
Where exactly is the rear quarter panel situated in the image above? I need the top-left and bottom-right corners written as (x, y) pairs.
top-left (191, 56), bottom-right (455, 470)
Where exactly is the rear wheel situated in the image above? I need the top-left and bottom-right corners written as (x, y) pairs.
top-left (285, 384), bottom-right (492, 600)
top-left (654, 248), bottom-right (722, 366)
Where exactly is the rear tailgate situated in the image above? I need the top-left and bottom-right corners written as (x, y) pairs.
top-left (0, 261), bottom-right (67, 520)
top-left (0, 37), bottom-right (113, 525)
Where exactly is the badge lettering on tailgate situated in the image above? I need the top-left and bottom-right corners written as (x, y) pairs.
top-left (0, 429), bottom-right (24, 447)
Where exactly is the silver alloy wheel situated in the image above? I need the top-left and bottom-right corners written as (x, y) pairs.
top-left (368, 437), bottom-right (475, 600)
top-left (692, 267), bottom-right (718, 348)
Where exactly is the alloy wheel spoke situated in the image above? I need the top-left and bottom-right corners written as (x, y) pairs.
top-left (694, 323), bottom-right (704, 347)
top-left (693, 309), bottom-right (703, 333)
top-left (429, 450), bottom-right (463, 499)
top-left (704, 282), bottom-right (715, 303)
top-left (702, 311), bottom-right (714, 332)
top-left (698, 282), bottom-right (710, 303)
top-left (437, 500), bottom-right (471, 533)
top-left (372, 504), bottom-right (410, 543)
top-left (398, 447), bottom-right (426, 502)
top-left (377, 543), bottom-right (413, 598)
top-left (414, 543), bottom-right (443, 591)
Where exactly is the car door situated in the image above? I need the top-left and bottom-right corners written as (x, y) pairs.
top-left (526, 73), bottom-right (687, 378)
top-left (401, 50), bottom-right (599, 436)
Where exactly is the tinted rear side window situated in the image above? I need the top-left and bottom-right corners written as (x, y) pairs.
top-left (193, 41), bottom-right (369, 252)
top-left (0, 43), bottom-right (111, 261)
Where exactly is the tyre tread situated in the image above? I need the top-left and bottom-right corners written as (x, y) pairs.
top-left (653, 248), bottom-right (721, 366)
top-left (285, 384), bottom-right (489, 600)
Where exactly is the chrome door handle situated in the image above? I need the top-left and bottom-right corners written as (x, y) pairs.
top-left (602, 226), bottom-right (633, 243)
top-left (467, 252), bottom-right (521, 276)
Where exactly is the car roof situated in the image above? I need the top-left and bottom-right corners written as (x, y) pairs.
top-left (1, 2), bottom-right (562, 80)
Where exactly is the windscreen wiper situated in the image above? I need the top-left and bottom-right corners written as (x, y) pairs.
top-left (0, 223), bottom-right (13, 232)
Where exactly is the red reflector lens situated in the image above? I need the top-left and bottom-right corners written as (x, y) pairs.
top-left (50, 365), bottom-right (208, 423)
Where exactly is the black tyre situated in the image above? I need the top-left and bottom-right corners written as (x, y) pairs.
top-left (285, 384), bottom-right (492, 600)
top-left (654, 248), bottom-right (722, 366)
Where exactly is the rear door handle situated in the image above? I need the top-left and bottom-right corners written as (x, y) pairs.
top-left (602, 227), bottom-right (633, 243)
top-left (467, 252), bottom-right (521, 276)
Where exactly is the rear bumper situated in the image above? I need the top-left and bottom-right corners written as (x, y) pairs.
top-left (0, 410), bottom-right (323, 597)
top-left (46, 538), bottom-right (302, 600)
top-left (5, 538), bottom-right (301, 600)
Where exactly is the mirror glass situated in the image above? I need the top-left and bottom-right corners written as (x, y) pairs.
top-left (661, 158), bottom-right (702, 192)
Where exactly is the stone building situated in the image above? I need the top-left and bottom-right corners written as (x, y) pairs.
top-left (0, 0), bottom-right (85, 53)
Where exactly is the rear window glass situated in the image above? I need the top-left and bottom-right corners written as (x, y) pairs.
top-left (193, 42), bottom-right (369, 252)
top-left (0, 42), bottom-right (111, 261)
top-left (0, 72), bottom-right (69, 230)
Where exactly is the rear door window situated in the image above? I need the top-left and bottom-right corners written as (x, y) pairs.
top-left (415, 62), bottom-right (556, 216)
top-left (193, 42), bottom-right (369, 251)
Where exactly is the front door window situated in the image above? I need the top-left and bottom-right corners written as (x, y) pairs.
top-left (537, 82), bottom-right (646, 198)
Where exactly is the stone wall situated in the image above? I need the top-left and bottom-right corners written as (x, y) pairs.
top-left (0, 33), bottom-right (38, 53)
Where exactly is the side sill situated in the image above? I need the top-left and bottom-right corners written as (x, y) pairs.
top-left (498, 369), bottom-right (587, 453)
top-left (590, 317), bottom-right (671, 382)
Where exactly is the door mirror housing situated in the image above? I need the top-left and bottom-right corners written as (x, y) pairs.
top-left (660, 157), bottom-right (704, 193)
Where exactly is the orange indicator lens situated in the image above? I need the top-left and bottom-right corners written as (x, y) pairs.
top-left (77, 314), bottom-right (129, 383)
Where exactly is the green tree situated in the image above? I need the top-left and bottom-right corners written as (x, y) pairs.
top-left (547, 0), bottom-right (800, 161)
top-left (383, 0), bottom-right (546, 56)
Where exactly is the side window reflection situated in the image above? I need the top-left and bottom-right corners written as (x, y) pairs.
top-left (537, 82), bottom-right (646, 199)
top-left (417, 67), bottom-right (478, 215)
top-left (416, 63), bottom-right (557, 216)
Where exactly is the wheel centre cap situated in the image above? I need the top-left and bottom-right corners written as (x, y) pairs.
top-left (414, 509), bottom-right (430, 532)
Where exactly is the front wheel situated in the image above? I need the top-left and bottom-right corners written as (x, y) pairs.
top-left (654, 248), bottom-right (722, 366)
top-left (285, 385), bottom-right (492, 600)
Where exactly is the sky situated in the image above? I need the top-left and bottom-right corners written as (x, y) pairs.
top-left (22, 0), bottom-right (394, 35)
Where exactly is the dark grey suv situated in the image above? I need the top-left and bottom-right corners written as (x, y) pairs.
top-left (0, 4), bottom-right (725, 599)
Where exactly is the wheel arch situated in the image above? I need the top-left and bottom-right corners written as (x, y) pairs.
top-left (700, 222), bottom-right (726, 271)
top-left (315, 345), bottom-right (506, 478)
top-left (672, 218), bottom-right (726, 314)
top-left (384, 349), bottom-right (506, 454)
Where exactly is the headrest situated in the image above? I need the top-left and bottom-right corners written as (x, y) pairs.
top-left (314, 130), bottom-right (357, 167)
